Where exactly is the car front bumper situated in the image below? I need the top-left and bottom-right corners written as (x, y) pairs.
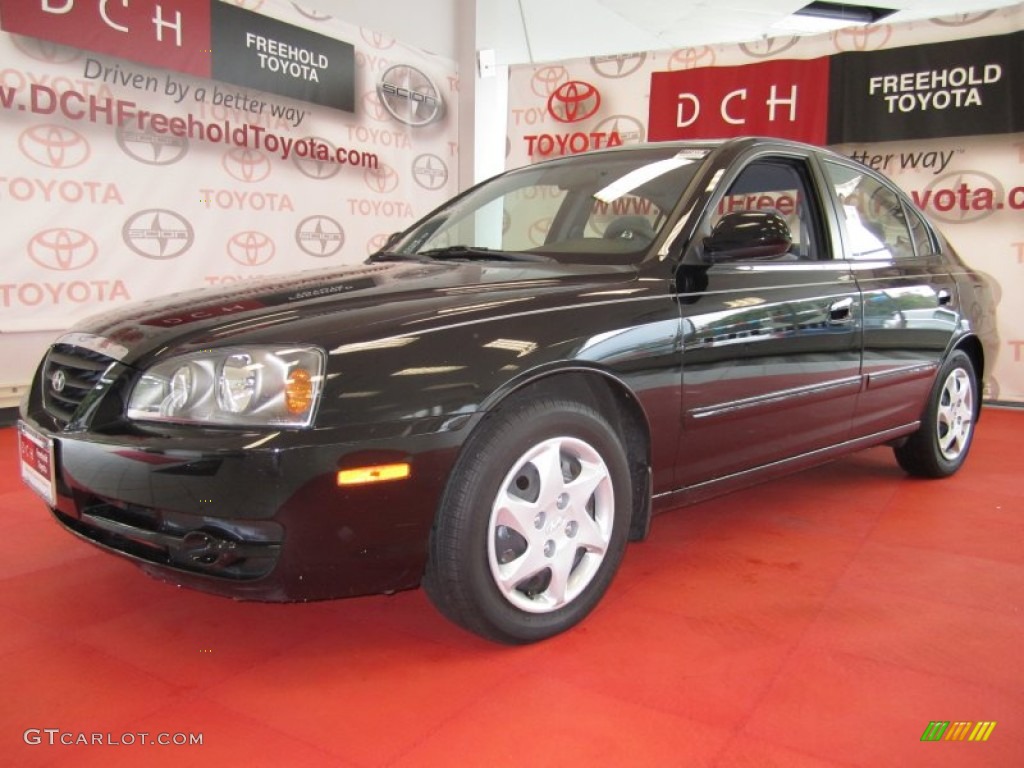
top-left (18, 414), bottom-right (463, 602)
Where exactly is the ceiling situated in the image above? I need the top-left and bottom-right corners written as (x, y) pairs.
top-left (479, 0), bottom-right (1020, 64)
top-left (297, 0), bottom-right (1018, 65)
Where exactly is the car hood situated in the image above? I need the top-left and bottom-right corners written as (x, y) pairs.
top-left (69, 258), bottom-right (639, 365)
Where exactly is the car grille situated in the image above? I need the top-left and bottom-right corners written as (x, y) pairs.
top-left (41, 343), bottom-right (118, 427)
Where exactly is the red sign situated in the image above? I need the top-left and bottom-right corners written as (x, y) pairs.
top-left (648, 58), bottom-right (830, 143)
top-left (0, 0), bottom-right (212, 77)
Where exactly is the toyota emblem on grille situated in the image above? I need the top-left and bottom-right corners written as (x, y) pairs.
top-left (51, 370), bottom-right (67, 393)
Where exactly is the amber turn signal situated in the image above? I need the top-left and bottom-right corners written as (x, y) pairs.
top-left (337, 463), bottom-right (411, 486)
top-left (285, 368), bottom-right (314, 414)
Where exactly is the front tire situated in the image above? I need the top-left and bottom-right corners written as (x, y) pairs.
top-left (894, 349), bottom-right (978, 478)
top-left (423, 394), bottom-right (633, 644)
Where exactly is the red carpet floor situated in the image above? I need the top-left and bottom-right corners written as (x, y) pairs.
top-left (0, 409), bottom-right (1021, 767)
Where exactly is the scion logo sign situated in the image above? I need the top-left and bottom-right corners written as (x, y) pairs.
top-left (116, 123), bottom-right (189, 166)
top-left (412, 154), bottom-right (448, 191)
top-left (377, 64), bottom-right (444, 127)
top-left (590, 53), bottom-right (647, 79)
top-left (19, 125), bottom-right (90, 169)
top-left (913, 170), bottom-right (1009, 224)
top-left (296, 215), bottom-right (344, 258)
top-left (227, 231), bottom-right (275, 266)
top-left (547, 81), bottom-right (601, 123)
top-left (293, 136), bottom-right (340, 179)
top-left (594, 115), bottom-right (645, 144)
top-left (122, 209), bottom-right (194, 260)
top-left (28, 228), bottom-right (98, 271)
top-left (11, 35), bottom-right (80, 65)
top-left (365, 163), bottom-right (400, 194)
top-left (223, 147), bottom-right (272, 183)
top-left (740, 37), bottom-right (800, 59)
top-left (531, 66), bottom-right (568, 98)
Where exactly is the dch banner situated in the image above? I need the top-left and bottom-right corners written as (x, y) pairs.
top-left (0, 0), bottom-right (458, 335)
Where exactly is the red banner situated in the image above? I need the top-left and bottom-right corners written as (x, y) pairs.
top-left (0, 0), bottom-right (212, 77)
top-left (648, 58), bottom-right (831, 143)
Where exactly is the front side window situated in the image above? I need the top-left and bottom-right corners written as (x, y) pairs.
top-left (706, 158), bottom-right (822, 260)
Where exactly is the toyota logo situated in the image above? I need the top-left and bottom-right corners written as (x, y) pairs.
top-left (296, 215), bottom-right (345, 258)
top-left (377, 64), bottom-right (444, 127)
top-left (293, 135), bottom-right (341, 180)
top-left (223, 147), bottom-right (272, 183)
top-left (531, 66), bottom-right (569, 98)
top-left (547, 81), bottom-right (601, 123)
top-left (29, 228), bottom-right (98, 271)
top-left (116, 123), bottom-right (189, 166)
top-left (361, 90), bottom-right (391, 122)
top-left (122, 209), bottom-right (195, 260)
top-left (51, 370), bottom-right (67, 394)
top-left (227, 231), bottom-right (276, 266)
top-left (412, 154), bottom-right (449, 191)
top-left (364, 163), bottom-right (400, 194)
top-left (19, 125), bottom-right (90, 169)
top-left (361, 29), bottom-right (396, 50)
top-left (668, 47), bottom-right (716, 71)
top-left (740, 37), bottom-right (800, 59)
top-left (833, 26), bottom-right (892, 52)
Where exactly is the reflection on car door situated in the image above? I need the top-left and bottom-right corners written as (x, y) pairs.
top-left (675, 155), bottom-right (862, 487)
top-left (822, 160), bottom-right (960, 437)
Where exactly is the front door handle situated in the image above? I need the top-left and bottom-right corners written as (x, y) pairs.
top-left (828, 297), bottom-right (854, 324)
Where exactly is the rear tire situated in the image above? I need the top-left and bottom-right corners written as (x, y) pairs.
top-left (894, 350), bottom-right (978, 478)
top-left (423, 394), bottom-right (632, 644)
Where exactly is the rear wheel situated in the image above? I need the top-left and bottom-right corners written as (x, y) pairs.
top-left (894, 350), bottom-right (978, 478)
top-left (423, 394), bottom-right (632, 644)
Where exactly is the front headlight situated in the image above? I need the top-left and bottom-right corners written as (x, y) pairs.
top-left (127, 346), bottom-right (326, 427)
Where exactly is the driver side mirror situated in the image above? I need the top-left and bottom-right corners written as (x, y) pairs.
top-left (703, 210), bottom-right (792, 262)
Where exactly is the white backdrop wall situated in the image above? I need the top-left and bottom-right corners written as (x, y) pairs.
top-left (0, 0), bottom-right (460, 400)
top-left (506, 6), bottom-right (1023, 403)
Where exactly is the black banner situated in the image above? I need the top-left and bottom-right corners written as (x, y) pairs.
top-left (828, 31), bottom-right (1024, 143)
top-left (211, 2), bottom-right (355, 113)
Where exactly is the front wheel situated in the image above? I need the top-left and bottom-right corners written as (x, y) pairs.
top-left (423, 394), bottom-right (633, 644)
top-left (894, 349), bottom-right (978, 478)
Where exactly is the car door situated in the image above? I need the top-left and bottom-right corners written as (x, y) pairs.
top-left (820, 160), bottom-right (961, 437)
top-left (674, 151), bottom-right (862, 487)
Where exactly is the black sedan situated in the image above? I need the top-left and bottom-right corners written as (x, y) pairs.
top-left (18, 138), bottom-right (997, 643)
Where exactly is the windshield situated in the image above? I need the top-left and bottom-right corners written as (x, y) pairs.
top-left (389, 146), bottom-right (709, 266)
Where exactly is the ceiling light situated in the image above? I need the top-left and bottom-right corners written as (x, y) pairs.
top-left (775, 2), bottom-right (897, 35)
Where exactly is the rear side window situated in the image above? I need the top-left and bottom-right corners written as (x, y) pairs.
top-left (824, 161), bottom-right (919, 260)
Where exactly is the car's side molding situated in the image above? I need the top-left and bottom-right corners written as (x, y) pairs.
top-left (653, 421), bottom-right (921, 513)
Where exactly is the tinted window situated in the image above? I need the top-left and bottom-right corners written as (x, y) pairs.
top-left (708, 158), bottom-right (821, 260)
top-left (824, 161), bottom-right (915, 260)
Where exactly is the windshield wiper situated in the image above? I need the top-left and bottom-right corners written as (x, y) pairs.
top-left (418, 246), bottom-right (549, 263)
